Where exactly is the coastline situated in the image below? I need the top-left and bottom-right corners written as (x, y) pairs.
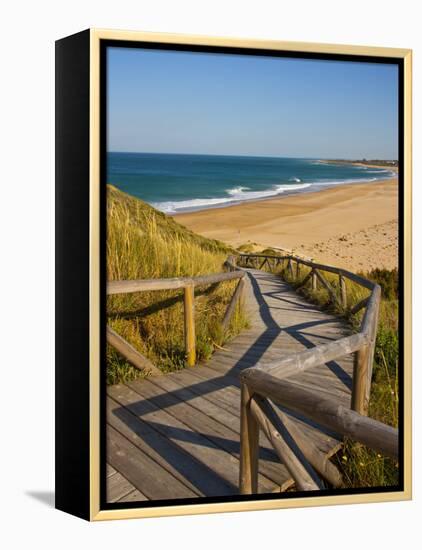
top-left (151, 161), bottom-right (397, 214)
top-left (319, 159), bottom-right (398, 171)
top-left (175, 176), bottom-right (398, 272)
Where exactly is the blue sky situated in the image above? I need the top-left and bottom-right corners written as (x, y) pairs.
top-left (107, 47), bottom-right (398, 159)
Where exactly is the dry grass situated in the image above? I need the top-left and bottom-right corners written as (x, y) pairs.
top-left (106, 186), bottom-right (248, 384)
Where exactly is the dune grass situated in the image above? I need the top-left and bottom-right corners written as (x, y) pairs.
top-left (106, 185), bottom-right (248, 384)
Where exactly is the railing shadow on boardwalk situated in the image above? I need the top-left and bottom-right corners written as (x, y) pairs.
top-left (111, 268), bottom-right (351, 418)
top-left (109, 268), bottom-right (353, 492)
top-left (106, 254), bottom-right (398, 498)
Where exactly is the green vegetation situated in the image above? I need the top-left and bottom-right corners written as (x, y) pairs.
top-left (236, 243), bottom-right (255, 254)
top-left (274, 260), bottom-right (399, 488)
top-left (107, 185), bottom-right (248, 384)
top-left (341, 268), bottom-right (399, 488)
top-left (259, 247), bottom-right (282, 257)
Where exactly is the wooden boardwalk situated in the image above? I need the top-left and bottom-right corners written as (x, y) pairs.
top-left (106, 267), bottom-right (355, 502)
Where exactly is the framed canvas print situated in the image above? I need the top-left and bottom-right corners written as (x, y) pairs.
top-left (55, 29), bottom-right (412, 521)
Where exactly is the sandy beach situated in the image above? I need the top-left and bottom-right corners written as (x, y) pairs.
top-left (175, 177), bottom-right (398, 272)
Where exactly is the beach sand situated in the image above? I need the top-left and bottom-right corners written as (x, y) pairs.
top-left (175, 177), bottom-right (398, 273)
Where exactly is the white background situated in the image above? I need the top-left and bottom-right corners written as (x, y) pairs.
top-left (0, 0), bottom-right (420, 548)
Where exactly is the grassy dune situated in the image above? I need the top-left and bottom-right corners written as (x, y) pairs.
top-left (107, 185), bottom-right (248, 384)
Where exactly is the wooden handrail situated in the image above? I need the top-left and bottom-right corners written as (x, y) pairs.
top-left (253, 332), bottom-right (368, 379)
top-left (107, 257), bottom-right (245, 369)
top-left (106, 326), bottom-right (162, 376)
top-left (237, 252), bottom-right (381, 416)
top-left (107, 268), bottom-right (244, 295)
top-left (240, 369), bottom-right (398, 459)
top-left (239, 373), bottom-right (398, 493)
top-left (236, 251), bottom-right (387, 494)
top-left (238, 253), bottom-right (376, 290)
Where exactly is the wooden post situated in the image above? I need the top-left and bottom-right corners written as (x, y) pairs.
top-left (241, 368), bottom-right (398, 459)
top-left (106, 326), bottom-right (162, 376)
top-left (227, 255), bottom-right (236, 271)
top-left (351, 345), bottom-right (370, 414)
top-left (184, 284), bottom-right (196, 367)
top-left (350, 296), bottom-right (369, 315)
top-left (311, 269), bottom-right (318, 291)
top-left (339, 275), bottom-right (347, 309)
top-left (222, 278), bottom-right (245, 330)
top-left (250, 396), bottom-right (323, 491)
top-left (239, 382), bottom-right (259, 494)
top-left (288, 258), bottom-right (294, 278)
top-left (278, 408), bottom-right (343, 488)
top-left (365, 294), bottom-right (381, 406)
top-left (296, 261), bottom-right (301, 278)
top-left (297, 268), bottom-right (313, 289)
top-left (315, 270), bottom-right (341, 308)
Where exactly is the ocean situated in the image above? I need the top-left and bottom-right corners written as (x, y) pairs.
top-left (107, 152), bottom-right (395, 214)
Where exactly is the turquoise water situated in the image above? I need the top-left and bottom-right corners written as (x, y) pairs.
top-left (107, 152), bottom-right (395, 214)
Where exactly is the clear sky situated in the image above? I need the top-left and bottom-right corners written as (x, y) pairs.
top-left (107, 47), bottom-right (398, 159)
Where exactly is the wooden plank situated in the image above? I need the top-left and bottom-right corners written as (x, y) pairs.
top-left (147, 371), bottom-right (293, 487)
top-left (107, 426), bottom-right (197, 500)
top-left (167, 366), bottom-right (342, 460)
top-left (108, 384), bottom-right (263, 492)
top-left (107, 326), bottom-right (162, 376)
top-left (127, 378), bottom-right (281, 491)
top-left (118, 489), bottom-right (148, 502)
top-left (107, 395), bottom-right (234, 496)
top-left (293, 370), bottom-right (352, 398)
top-left (107, 470), bottom-right (139, 502)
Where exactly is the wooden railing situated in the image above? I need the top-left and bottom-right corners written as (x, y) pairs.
top-left (236, 253), bottom-right (397, 493)
top-left (106, 256), bottom-right (244, 371)
top-left (239, 373), bottom-right (399, 493)
top-left (238, 253), bottom-right (381, 415)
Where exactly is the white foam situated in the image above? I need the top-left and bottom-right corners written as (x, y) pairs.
top-left (365, 169), bottom-right (396, 177)
top-left (315, 177), bottom-right (378, 186)
top-left (226, 186), bottom-right (251, 195)
top-left (152, 168), bottom-right (395, 214)
top-left (153, 182), bottom-right (311, 213)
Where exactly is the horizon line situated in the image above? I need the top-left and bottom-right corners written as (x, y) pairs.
top-left (107, 150), bottom-right (397, 161)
